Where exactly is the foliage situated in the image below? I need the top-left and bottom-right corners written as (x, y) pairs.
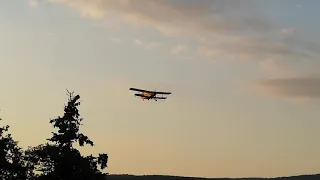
top-left (24, 90), bottom-right (108, 180)
top-left (0, 116), bottom-right (34, 179)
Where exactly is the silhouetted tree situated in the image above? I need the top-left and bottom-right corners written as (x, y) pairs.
top-left (0, 114), bottom-right (34, 180)
top-left (25, 90), bottom-right (108, 180)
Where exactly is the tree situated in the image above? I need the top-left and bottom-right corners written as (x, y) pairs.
top-left (0, 114), bottom-right (34, 179)
top-left (25, 90), bottom-right (108, 180)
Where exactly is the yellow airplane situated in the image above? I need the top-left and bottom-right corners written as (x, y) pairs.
top-left (129, 88), bottom-right (171, 101)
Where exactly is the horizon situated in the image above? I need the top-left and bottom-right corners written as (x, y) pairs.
top-left (107, 173), bottom-right (320, 179)
top-left (1, 0), bottom-right (320, 179)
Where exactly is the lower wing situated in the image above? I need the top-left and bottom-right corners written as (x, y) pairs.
top-left (134, 94), bottom-right (149, 98)
top-left (155, 92), bottom-right (171, 95)
top-left (134, 94), bottom-right (167, 99)
top-left (153, 96), bottom-right (167, 99)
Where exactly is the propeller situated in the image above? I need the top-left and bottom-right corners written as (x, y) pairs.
top-left (154, 88), bottom-right (158, 101)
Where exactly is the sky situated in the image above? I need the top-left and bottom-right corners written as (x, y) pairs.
top-left (1, 0), bottom-right (320, 178)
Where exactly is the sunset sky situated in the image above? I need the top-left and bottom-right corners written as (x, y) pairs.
top-left (1, 0), bottom-right (320, 178)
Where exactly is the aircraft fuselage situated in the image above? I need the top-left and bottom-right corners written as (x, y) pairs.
top-left (141, 92), bottom-right (156, 100)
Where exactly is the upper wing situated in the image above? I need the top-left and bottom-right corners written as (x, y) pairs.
top-left (129, 88), bottom-right (151, 93)
top-left (155, 91), bottom-right (171, 95)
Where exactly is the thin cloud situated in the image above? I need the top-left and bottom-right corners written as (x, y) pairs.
top-left (258, 59), bottom-right (293, 77)
top-left (254, 75), bottom-right (320, 99)
top-left (133, 38), bottom-right (162, 50)
top-left (281, 28), bottom-right (295, 35)
top-left (171, 45), bottom-right (188, 55)
top-left (29, 0), bottom-right (38, 8)
top-left (197, 36), bottom-right (314, 62)
top-left (44, 0), bottom-right (320, 101)
top-left (44, 0), bottom-right (318, 64)
top-left (46, 0), bottom-right (272, 38)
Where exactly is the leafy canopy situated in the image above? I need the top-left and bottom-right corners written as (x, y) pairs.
top-left (24, 90), bottom-right (108, 180)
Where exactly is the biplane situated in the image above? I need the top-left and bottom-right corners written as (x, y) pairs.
top-left (129, 88), bottom-right (171, 101)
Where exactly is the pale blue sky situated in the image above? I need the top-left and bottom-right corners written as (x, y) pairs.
top-left (1, 0), bottom-right (320, 178)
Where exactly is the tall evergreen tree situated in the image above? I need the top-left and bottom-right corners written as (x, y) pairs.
top-left (25, 90), bottom-right (108, 180)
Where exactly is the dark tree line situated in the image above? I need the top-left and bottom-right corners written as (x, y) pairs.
top-left (0, 90), bottom-right (108, 180)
